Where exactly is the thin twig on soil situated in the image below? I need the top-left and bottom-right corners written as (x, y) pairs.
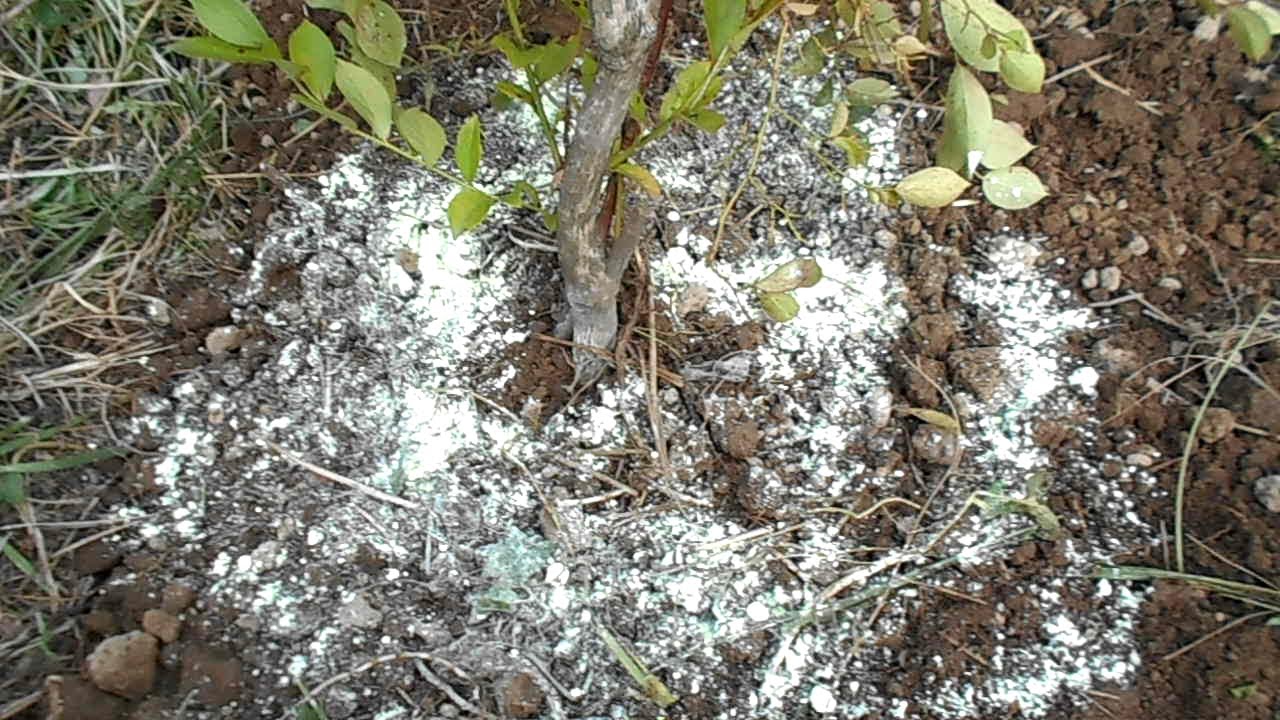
top-left (1160, 610), bottom-right (1273, 663)
top-left (264, 440), bottom-right (421, 511)
top-left (1174, 301), bottom-right (1271, 572)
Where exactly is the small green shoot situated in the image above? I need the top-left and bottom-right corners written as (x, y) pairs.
top-left (596, 625), bottom-right (678, 708)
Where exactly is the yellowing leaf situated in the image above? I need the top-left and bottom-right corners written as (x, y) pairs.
top-left (615, 163), bottom-right (663, 198)
top-left (447, 188), bottom-right (496, 237)
top-left (940, 0), bottom-right (1033, 72)
top-left (1246, 1), bottom-right (1280, 34)
top-left (937, 66), bottom-right (994, 176)
top-left (397, 108), bottom-right (446, 166)
top-left (981, 119), bottom-right (1035, 169)
top-left (455, 115), bottom-right (483, 183)
top-left (999, 49), bottom-right (1045, 93)
top-left (704, 0), bottom-right (747, 59)
top-left (829, 101), bottom-right (850, 137)
top-left (845, 77), bottom-right (898, 108)
top-left (893, 34), bottom-right (929, 57)
top-left (900, 407), bottom-right (961, 433)
top-left (660, 61), bottom-right (714, 121)
top-left (191, 0), bottom-right (272, 48)
top-left (335, 59), bottom-right (392, 138)
top-left (895, 166), bottom-right (969, 208)
top-left (290, 21), bottom-right (336, 100)
top-left (755, 258), bottom-right (822, 293)
top-left (689, 108), bottom-right (726, 133)
top-left (759, 292), bottom-right (800, 322)
top-left (831, 134), bottom-right (871, 167)
top-left (533, 37), bottom-right (580, 82)
top-left (354, 0), bottom-right (406, 67)
top-left (981, 166), bottom-right (1048, 210)
top-left (1227, 5), bottom-right (1273, 62)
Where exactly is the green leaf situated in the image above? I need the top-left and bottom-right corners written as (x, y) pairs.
top-left (845, 77), bottom-right (898, 109)
top-left (455, 115), bottom-right (483, 183)
top-left (755, 258), bottom-right (822, 293)
top-left (492, 33), bottom-right (539, 69)
top-left (169, 35), bottom-right (281, 64)
top-left (0, 475), bottom-right (25, 506)
top-left (659, 61), bottom-right (714, 121)
top-left (306, 0), bottom-right (352, 13)
top-left (615, 163), bottom-right (663, 198)
top-left (335, 21), bottom-right (397, 97)
top-left (831, 133), bottom-right (871, 167)
top-left (689, 109), bottom-right (726, 133)
top-left (447, 188), bottom-right (496, 237)
top-left (940, 0), bottom-right (1034, 72)
top-left (0, 448), bottom-right (121, 474)
top-left (1, 538), bottom-right (36, 579)
top-left (981, 119), bottom-right (1035, 169)
top-left (937, 66), bottom-right (994, 176)
top-left (494, 81), bottom-right (534, 106)
top-left (295, 702), bottom-right (329, 720)
top-left (1226, 6), bottom-right (1273, 62)
top-left (759, 292), bottom-right (800, 323)
top-left (704, 0), bottom-right (747, 59)
top-left (353, 0), bottom-right (406, 67)
top-left (1246, 1), bottom-right (1280, 34)
top-left (293, 92), bottom-right (358, 130)
top-left (791, 36), bottom-right (826, 76)
top-left (191, 0), bottom-right (272, 48)
top-left (533, 37), bottom-right (581, 83)
top-left (581, 51), bottom-right (599, 91)
top-left (895, 166), bottom-right (970, 208)
top-left (501, 181), bottom-right (541, 210)
top-left (1229, 682), bottom-right (1257, 700)
top-left (999, 49), bottom-right (1045, 93)
top-left (900, 407), bottom-right (961, 433)
top-left (397, 108), bottom-right (446, 166)
top-left (290, 21), bottom-right (336, 100)
top-left (335, 60), bottom-right (393, 138)
top-left (981, 166), bottom-right (1048, 210)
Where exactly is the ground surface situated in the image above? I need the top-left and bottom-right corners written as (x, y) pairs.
top-left (2, 1), bottom-right (1279, 719)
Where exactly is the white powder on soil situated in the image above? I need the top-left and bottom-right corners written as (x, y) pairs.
top-left (113, 25), bottom-right (1157, 720)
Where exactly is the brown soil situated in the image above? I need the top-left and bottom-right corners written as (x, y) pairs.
top-left (887, 2), bottom-right (1280, 719)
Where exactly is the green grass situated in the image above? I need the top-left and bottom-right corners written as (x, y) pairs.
top-left (0, 0), bottom-right (231, 703)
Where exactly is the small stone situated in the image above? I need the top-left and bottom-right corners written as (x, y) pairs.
top-left (1067, 204), bottom-right (1090, 225)
top-left (1197, 407), bottom-right (1235, 443)
top-left (1127, 234), bottom-right (1150, 256)
top-left (725, 419), bottom-right (762, 459)
top-left (948, 347), bottom-right (1005, 402)
top-left (1092, 337), bottom-right (1142, 374)
top-left (1253, 476), bottom-right (1280, 513)
top-left (43, 675), bottom-right (125, 720)
top-left (1080, 268), bottom-right (1099, 290)
top-left (677, 284), bottom-right (710, 316)
top-left (85, 631), bottom-right (159, 699)
top-left (180, 643), bottom-right (243, 705)
top-left (911, 425), bottom-right (960, 465)
top-left (204, 326), bottom-right (244, 356)
top-left (502, 673), bottom-right (545, 718)
top-left (161, 582), bottom-right (197, 614)
top-left (336, 593), bottom-right (382, 629)
top-left (82, 609), bottom-right (118, 637)
top-left (1125, 452), bottom-right (1155, 467)
top-left (1157, 276), bottom-right (1183, 291)
top-left (809, 684), bottom-right (838, 714)
top-left (142, 609), bottom-right (181, 644)
top-left (1099, 266), bottom-right (1122, 292)
top-left (911, 313), bottom-right (957, 356)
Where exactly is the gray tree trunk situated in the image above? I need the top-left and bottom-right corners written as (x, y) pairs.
top-left (556, 0), bottom-right (658, 386)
